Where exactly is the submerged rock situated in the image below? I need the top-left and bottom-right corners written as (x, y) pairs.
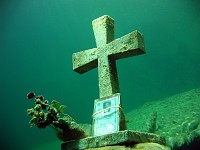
top-left (126, 88), bottom-right (200, 149)
top-left (86, 143), bottom-right (170, 150)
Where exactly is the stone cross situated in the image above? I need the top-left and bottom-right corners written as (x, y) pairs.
top-left (72, 15), bottom-right (145, 99)
top-left (72, 15), bottom-right (146, 136)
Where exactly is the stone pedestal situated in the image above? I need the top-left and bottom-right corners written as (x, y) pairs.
top-left (61, 130), bottom-right (166, 150)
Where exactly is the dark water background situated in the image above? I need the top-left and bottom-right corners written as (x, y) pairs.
top-left (0, 0), bottom-right (200, 149)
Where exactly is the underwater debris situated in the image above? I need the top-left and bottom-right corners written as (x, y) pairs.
top-left (26, 92), bottom-right (86, 141)
top-left (148, 112), bottom-right (157, 133)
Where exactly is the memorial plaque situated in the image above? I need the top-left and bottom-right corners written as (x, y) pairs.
top-left (92, 93), bottom-right (126, 136)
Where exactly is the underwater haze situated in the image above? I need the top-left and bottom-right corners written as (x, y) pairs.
top-left (0, 0), bottom-right (200, 150)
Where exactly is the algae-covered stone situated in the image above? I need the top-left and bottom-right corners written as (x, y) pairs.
top-left (86, 143), bottom-right (170, 150)
top-left (61, 130), bottom-right (166, 150)
top-left (126, 88), bottom-right (200, 149)
top-left (72, 15), bottom-right (145, 98)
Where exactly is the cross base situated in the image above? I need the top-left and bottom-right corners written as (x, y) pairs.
top-left (61, 130), bottom-right (166, 150)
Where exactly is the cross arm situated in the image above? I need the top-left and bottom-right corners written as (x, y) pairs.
top-left (72, 48), bottom-right (98, 74)
top-left (107, 31), bottom-right (145, 60)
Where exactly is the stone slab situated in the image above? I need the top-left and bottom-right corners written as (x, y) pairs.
top-left (61, 130), bottom-right (166, 150)
top-left (86, 143), bottom-right (171, 150)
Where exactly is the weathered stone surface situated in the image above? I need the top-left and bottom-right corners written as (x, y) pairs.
top-left (132, 143), bottom-right (170, 150)
top-left (87, 145), bottom-right (133, 150)
top-left (72, 15), bottom-right (145, 98)
top-left (61, 130), bottom-right (166, 150)
top-left (86, 143), bottom-right (170, 150)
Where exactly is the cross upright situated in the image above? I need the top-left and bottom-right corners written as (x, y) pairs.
top-left (73, 15), bottom-right (145, 99)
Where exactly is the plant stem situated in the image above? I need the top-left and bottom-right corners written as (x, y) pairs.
top-left (49, 124), bottom-right (56, 130)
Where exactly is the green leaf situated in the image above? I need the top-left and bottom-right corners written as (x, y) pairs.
top-left (59, 105), bottom-right (67, 113)
top-left (51, 100), bottom-right (60, 111)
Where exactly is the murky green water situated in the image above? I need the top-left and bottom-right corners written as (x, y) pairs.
top-left (1, 0), bottom-right (199, 149)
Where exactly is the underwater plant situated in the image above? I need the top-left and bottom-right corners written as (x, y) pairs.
top-left (26, 92), bottom-right (86, 141)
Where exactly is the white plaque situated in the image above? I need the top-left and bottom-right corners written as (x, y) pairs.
top-left (92, 93), bottom-right (124, 136)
